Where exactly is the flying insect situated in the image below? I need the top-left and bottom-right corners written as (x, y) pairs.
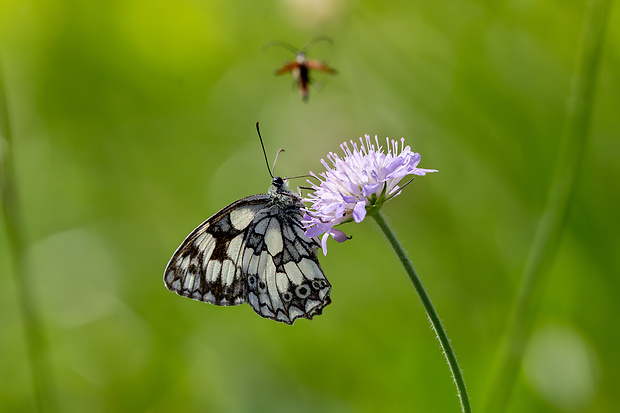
top-left (266, 36), bottom-right (337, 102)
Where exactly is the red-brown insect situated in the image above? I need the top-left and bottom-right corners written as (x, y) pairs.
top-left (266, 36), bottom-right (337, 102)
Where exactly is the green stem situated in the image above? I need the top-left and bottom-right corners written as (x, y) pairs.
top-left (372, 211), bottom-right (471, 413)
top-left (484, 1), bottom-right (613, 412)
top-left (1, 57), bottom-right (56, 412)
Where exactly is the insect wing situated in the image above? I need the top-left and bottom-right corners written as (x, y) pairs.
top-left (274, 61), bottom-right (300, 76)
top-left (241, 203), bottom-right (331, 324)
top-left (306, 59), bottom-right (337, 74)
top-left (164, 191), bottom-right (332, 325)
top-left (164, 195), bottom-right (269, 306)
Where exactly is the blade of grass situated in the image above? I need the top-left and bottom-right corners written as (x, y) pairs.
top-left (1, 56), bottom-right (56, 413)
top-left (484, 0), bottom-right (614, 411)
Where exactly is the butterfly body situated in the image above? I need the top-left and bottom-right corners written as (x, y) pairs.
top-left (164, 177), bottom-right (331, 325)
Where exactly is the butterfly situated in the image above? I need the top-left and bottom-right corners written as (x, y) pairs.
top-left (163, 124), bottom-right (331, 325)
top-left (266, 36), bottom-right (337, 102)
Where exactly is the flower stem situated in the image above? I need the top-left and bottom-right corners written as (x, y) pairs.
top-left (1, 57), bottom-right (56, 412)
top-left (372, 211), bottom-right (471, 413)
top-left (484, 1), bottom-right (613, 412)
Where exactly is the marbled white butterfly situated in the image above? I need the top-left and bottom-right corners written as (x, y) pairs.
top-left (163, 124), bottom-right (331, 324)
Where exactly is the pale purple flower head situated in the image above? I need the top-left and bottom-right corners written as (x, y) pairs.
top-left (303, 134), bottom-right (438, 255)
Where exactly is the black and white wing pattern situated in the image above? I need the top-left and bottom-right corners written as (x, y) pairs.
top-left (164, 177), bottom-right (331, 325)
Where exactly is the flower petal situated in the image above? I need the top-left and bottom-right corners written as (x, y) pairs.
top-left (330, 228), bottom-right (349, 243)
top-left (320, 232), bottom-right (330, 256)
top-left (341, 192), bottom-right (358, 203)
top-left (413, 168), bottom-right (439, 176)
top-left (362, 182), bottom-right (382, 197)
top-left (305, 225), bottom-right (325, 238)
top-left (352, 200), bottom-right (367, 223)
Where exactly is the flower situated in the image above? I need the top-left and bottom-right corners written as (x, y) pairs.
top-left (303, 134), bottom-right (438, 255)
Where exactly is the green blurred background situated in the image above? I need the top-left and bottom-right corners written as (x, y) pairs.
top-left (1, 0), bottom-right (619, 412)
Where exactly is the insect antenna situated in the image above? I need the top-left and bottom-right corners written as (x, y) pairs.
top-left (255, 122), bottom-right (274, 179)
top-left (263, 41), bottom-right (299, 54)
top-left (271, 149), bottom-right (285, 177)
top-left (301, 35), bottom-right (332, 53)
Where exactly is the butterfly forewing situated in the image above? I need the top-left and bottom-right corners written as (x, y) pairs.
top-left (164, 180), bottom-right (331, 325)
top-left (164, 195), bottom-right (267, 306)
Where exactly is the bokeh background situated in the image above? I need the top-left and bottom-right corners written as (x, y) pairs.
top-left (1, 0), bottom-right (619, 412)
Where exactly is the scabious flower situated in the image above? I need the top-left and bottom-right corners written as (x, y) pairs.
top-left (303, 134), bottom-right (438, 255)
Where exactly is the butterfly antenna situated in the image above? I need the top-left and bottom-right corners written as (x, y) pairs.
top-left (302, 35), bottom-right (332, 53)
top-left (272, 149), bottom-right (285, 177)
top-left (263, 41), bottom-right (299, 54)
top-left (256, 122), bottom-right (274, 179)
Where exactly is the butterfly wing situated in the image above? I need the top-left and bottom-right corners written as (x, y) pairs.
top-left (242, 202), bottom-right (331, 324)
top-left (164, 195), bottom-right (270, 306)
top-left (164, 192), bottom-right (331, 325)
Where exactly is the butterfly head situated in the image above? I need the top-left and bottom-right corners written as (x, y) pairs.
top-left (269, 176), bottom-right (298, 204)
top-left (271, 176), bottom-right (288, 191)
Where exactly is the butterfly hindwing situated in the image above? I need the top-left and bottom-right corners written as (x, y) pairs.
top-left (242, 199), bottom-right (331, 324)
top-left (164, 180), bottom-right (331, 325)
